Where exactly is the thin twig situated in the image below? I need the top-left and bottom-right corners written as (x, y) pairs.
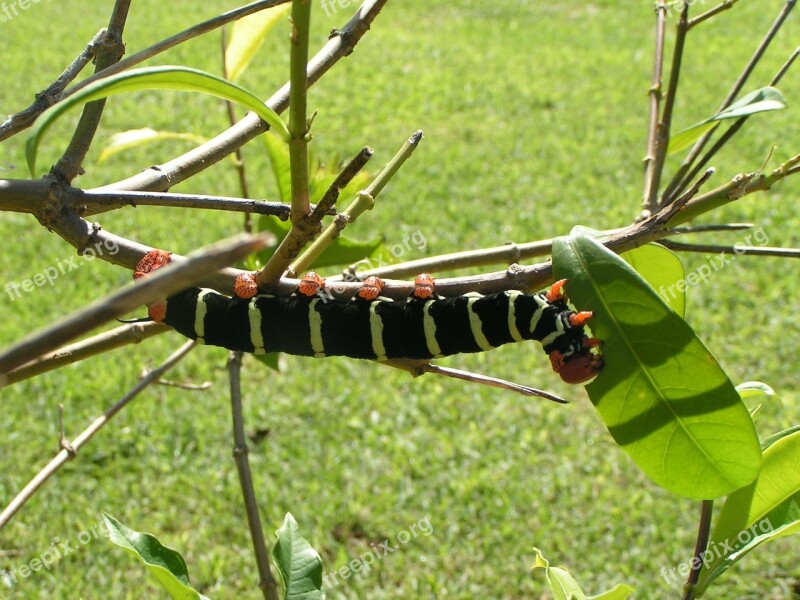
top-left (682, 500), bottom-right (714, 600)
top-left (0, 341), bottom-right (196, 530)
top-left (53, 0), bottom-right (131, 182)
top-left (641, 2), bottom-right (669, 216)
top-left (4, 322), bottom-right (167, 386)
top-left (228, 351), bottom-right (280, 600)
top-left (78, 189), bottom-right (327, 218)
top-left (688, 0), bottom-right (741, 29)
top-left (661, 240), bottom-right (800, 258)
top-left (0, 29), bottom-right (107, 142)
top-left (662, 0), bottom-right (797, 202)
top-left (419, 364), bottom-right (568, 403)
top-left (671, 223), bottom-right (753, 234)
top-left (0, 234), bottom-right (269, 376)
top-left (645, 3), bottom-right (689, 213)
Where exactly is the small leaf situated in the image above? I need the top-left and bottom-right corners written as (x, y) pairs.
top-left (695, 429), bottom-right (800, 595)
top-left (532, 548), bottom-right (586, 600)
top-left (225, 5), bottom-right (291, 81)
top-left (532, 548), bottom-right (633, 600)
top-left (587, 584), bottom-right (636, 600)
top-left (735, 381), bottom-right (779, 405)
top-left (621, 243), bottom-right (686, 317)
top-left (552, 235), bottom-right (762, 499)
top-left (103, 513), bottom-right (210, 600)
top-left (256, 215), bottom-right (384, 269)
top-left (272, 513), bottom-right (324, 600)
top-left (253, 352), bottom-right (281, 372)
top-left (27, 66), bottom-right (290, 177)
top-left (262, 133), bottom-right (292, 205)
top-left (98, 128), bottom-right (209, 163)
top-left (668, 86), bottom-right (787, 155)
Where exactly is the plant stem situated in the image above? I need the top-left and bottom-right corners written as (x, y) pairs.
top-left (288, 0), bottom-right (312, 219)
top-left (641, 2), bottom-right (668, 216)
top-left (228, 352), bottom-right (281, 600)
top-left (683, 500), bottom-right (714, 600)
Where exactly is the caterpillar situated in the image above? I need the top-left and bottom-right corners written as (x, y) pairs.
top-left (134, 250), bottom-right (603, 384)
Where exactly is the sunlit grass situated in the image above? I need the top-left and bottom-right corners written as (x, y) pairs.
top-left (0, 1), bottom-right (798, 598)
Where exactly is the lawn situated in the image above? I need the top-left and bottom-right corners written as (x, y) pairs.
top-left (0, 0), bottom-right (798, 598)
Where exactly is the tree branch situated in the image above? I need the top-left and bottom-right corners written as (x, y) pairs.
top-left (0, 340), bottom-right (196, 530)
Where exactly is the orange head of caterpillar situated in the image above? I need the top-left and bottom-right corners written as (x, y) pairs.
top-left (412, 273), bottom-right (435, 299)
top-left (549, 348), bottom-right (604, 385)
top-left (298, 271), bottom-right (325, 297)
top-left (134, 249), bottom-right (172, 279)
top-left (234, 273), bottom-right (259, 299)
top-left (357, 276), bottom-right (384, 301)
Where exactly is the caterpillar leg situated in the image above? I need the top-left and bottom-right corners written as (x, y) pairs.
top-left (298, 271), bottom-right (325, 297)
top-left (234, 272), bottom-right (259, 299)
top-left (412, 273), bottom-right (435, 299)
top-left (357, 276), bottom-right (384, 301)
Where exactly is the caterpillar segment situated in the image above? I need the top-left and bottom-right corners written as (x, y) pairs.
top-left (133, 250), bottom-right (603, 384)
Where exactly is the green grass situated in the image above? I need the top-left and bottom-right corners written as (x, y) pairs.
top-left (1, 1), bottom-right (799, 598)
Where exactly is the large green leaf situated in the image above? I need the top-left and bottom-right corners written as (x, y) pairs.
top-left (103, 513), bottom-right (210, 600)
top-left (272, 513), bottom-right (324, 600)
top-left (621, 243), bottom-right (685, 317)
top-left (695, 429), bottom-right (800, 596)
top-left (27, 66), bottom-right (290, 176)
top-left (225, 4), bottom-right (291, 82)
top-left (552, 235), bottom-right (761, 499)
top-left (668, 86), bottom-right (787, 154)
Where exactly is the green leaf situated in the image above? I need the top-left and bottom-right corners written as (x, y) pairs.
top-left (103, 513), bottom-right (210, 600)
top-left (98, 128), bottom-right (209, 163)
top-left (621, 243), bottom-right (686, 317)
top-left (532, 547), bottom-right (586, 600)
top-left (552, 235), bottom-right (762, 499)
top-left (695, 429), bottom-right (800, 595)
top-left (735, 381), bottom-right (779, 405)
top-left (27, 66), bottom-right (290, 177)
top-left (272, 513), bottom-right (324, 600)
top-left (225, 4), bottom-right (291, 82)
top-left (262, 132), bottom-right (292, 205)
top-left (587, 584), bottom-right (636, 600)
top-left (668, 86), bottom-right (787, 154)
top-left (256, 215), bottom-right (384, 269)
top-left (253, 351), bottom-right (281, 372)
top-left (532, 548), bottom-right (633, 600)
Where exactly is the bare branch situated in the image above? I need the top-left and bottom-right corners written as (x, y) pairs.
top-left (0, 29), bottom-right (107, 142)
top-left (53, 0), bottom-right (131, 182)
top-left (5, 322), bottom-right (168, 386)
top-left (687, 0), bottom-right (741, 29)
top-left (0, 341), bottom-right (196, 530)
top-left (228, 351), bottom-right (280, 600)
top-left (0, 234), bottom-right (269, 377)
